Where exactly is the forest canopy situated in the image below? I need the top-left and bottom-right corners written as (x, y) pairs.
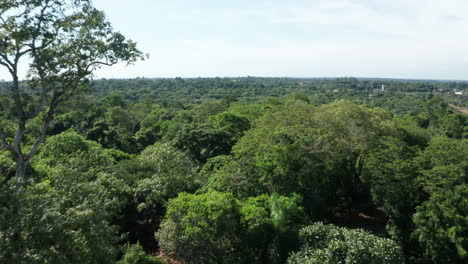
top-left (1, 74), bottom-right (467, 263)
top-left (0, 1), bottom-right (468, 264)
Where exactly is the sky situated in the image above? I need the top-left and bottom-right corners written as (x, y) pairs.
top-left (3, 0), bottom-right (468, 80)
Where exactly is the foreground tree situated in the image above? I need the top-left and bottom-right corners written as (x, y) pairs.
top-left (156, 192), bottom-right (243, 264)
top-left (240, 193), bottom-right (303, 264)
top-left (156, 191), bottom-right (304, 264)
top-left (288, 222), bottom-right (404, 264)
top-left (0, 166), bottom-right (129, 263)
top-left (412, 185), bottom-right (468, 263)
top-left (0, 0), bottom-right (143, 182)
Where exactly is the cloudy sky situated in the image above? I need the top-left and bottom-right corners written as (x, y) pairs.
top-left (3, 0), bottom-right (468, 80)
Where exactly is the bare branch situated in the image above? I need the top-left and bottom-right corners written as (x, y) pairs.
top-left (86, 60), bottom-right (115, 72)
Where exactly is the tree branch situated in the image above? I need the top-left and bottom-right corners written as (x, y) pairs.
top-left (0, 127), bottom-right (11, 152)
top-left (0, 127), bottom-right (7, 147)
top-left (25, 36), bottom-right (50, 120)
top-left (0, 60), bottom-right (13, 75)
top-left (17, 47), bottom-right (33, 57)
top-left (25, 90), bottom-right (48, 120)
top-left (86, 60), bottom-right (115, 71)
top-left (0, 14), bottom-right (6, 24)
top-left (25, 91), bottom-right (63, 164)
top-left (0, 54), bottom-right (14, 75)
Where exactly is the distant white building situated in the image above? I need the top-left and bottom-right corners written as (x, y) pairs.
top-left (454, 91), bottom-right (465, 95)
top-left (381, 84), bottom-right (385, 92)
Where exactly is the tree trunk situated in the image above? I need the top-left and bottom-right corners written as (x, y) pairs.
top-left (15, 156), bottom-right (27, 186)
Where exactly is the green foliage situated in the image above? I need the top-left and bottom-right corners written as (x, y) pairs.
top-left (285, 92), bottom-right (310, 105)
top-left (424, 97), bottom-right (450, 125)
top-left (133, 143), bottom-right (199, 209)
top-left (220, 94), bottom-right (238, 107)
top-left (85, 106), bottom-right (138, 153)
top-left (227, 103), bottom-right (267, 121)
top-left (233, 104), bottom-right (332, 209)
top-left (90, 77), bottom-right (461, 117)
top-left (200, 156), bottom-right (262, 199)
top-left (193, 101), bottom-right (227, 122)
top-left (420, 97), bottom-right (468, 138)
top-left (156, 191), bottom-right (304, 264)
top-left (0, 0), bottom-right (144, 182)
top-left (240, 194), bottom-right (272, 235)
top-left (113, 142), bottom-right (199, 247)
top-left (172, 123), bottom-right (235, 163)
top-left (0, 150), bottom-right (15, 178)
top-left (416, 136), bottom-right (467, 196)
top-left (33, 131), bottom-right (117, 178)
top-left (416, 136), bottom-right (468, 169)
top-left (105, 106), bottom-right (133, 132)
top-left (0, 172), bottom-right (128, 264)
top-left (288, 223), bottom-right (405, 264)
top-left (117, 243), bottom-right (167, 264)
top-left (241, 193), bottom-right (304, 264)
top-left (412, 184), bottom-right (468, 264)
top-left (364, 135), bottom-right (468, 259)
top-left (156, 192), bottom-right (242, 264)
top-left (100, 93), bottom-right (128, 108)
top-left (208, 112), bottom-right (251, 140)
top-left (1, 73), bottom-right (467, 264)
top-left (363, 136), bottom-right (420, 234)
top-left (38, 131), bottom-right (103, 161)
top-left (135, 108), bottom-right (175, 148)
top-left (233, 101), bottom-right (400, 214)
top-left (440, 114), bottom-right (466, 139)
top-left (397, 117), bottom-right (432, 147)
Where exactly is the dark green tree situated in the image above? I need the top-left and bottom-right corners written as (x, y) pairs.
top-left (240, 193), bottom-right (303, 264)
top-left (209, 112), bottom-right (251, 140)
top-left (412, 184), bottom-right (468, 263)
top-left (172, 123), bottom-right (234, 163)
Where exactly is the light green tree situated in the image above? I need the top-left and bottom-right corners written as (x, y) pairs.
top-left (156, 192), bottom-right (242, 264)
top-left (288, 222), bottom-right (405, 264)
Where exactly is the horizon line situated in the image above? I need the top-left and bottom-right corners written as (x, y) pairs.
top-left (91, 76), bottom-right (468, 82)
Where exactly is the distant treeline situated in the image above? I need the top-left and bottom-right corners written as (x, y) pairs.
top-left (87, 77), bottom-right (468, 115)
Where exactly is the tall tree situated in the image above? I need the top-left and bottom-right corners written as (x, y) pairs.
top-left (0, 0), bottom-right (143, 182)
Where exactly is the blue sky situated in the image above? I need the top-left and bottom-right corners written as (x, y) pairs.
top-left (3, 0), bottom-right (468, 80)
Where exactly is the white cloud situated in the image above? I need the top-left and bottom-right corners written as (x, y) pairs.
top-left (271, 0), bottom-right (468, 40)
